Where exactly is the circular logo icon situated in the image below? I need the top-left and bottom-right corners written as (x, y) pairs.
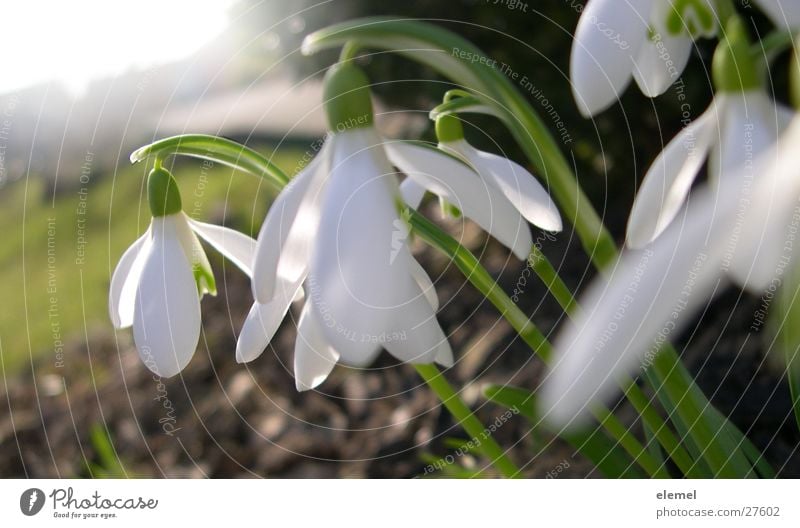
top-left (20, 488), bottom-right (45, 516)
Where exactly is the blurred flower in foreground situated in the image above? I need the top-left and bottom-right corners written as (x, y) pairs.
top-left (109, 167), bottom-right (255, 377)
top-left (386, 114), bottom-right (562, 258)
top-left (626, 18), bottom-right (795, 247)
top-left (571, 0), bottom-right (716, 117)
top-left (626, 90), bottom-right (793, 247)
top-left (239, 63), bottom-right (457, 390)
top-left (541, 116), bottom-right (800, 428)
top-left (570, 0), bottom-right (800, 117)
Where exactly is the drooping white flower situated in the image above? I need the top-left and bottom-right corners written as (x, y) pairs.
top-left (239, 63), bottom-right (462, 391)
top-left (385, 114), bottom-right (562, 258)
top-left (626, 89), bottom-right (793, 248)
top-left (109, 167), bottom-right (255, 377)
top-left (571, 0), bottom-right (717, 117)
top-left (571, 0), bottom-right (800, 117)
top-left (540, 116), bottom-right (800, 427)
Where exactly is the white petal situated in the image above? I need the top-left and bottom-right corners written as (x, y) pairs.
top-left (434, 340), bottom-right (454, 368)
top-left (570, 0), bottom-right (653, 116)
top-left (400, 177), bottom-right (428, 208)
top-left (708, 92), bottom-right (782, 187)
top-left (728, 118), bottom-right (800, 291)
top-left (294, 304), bottom-right (340, 391)
top-left (632, 29), bottom-right (692, 97)
top-left (252, 142), bottom-right (329, 303)
top-left (188, 217), bottom-right (256, 276)
top-left (754, 0), bottom-right (800, 29)
top-left (542, 183), bottom-right (730, 427)
top-left (385, 141), bottom-right (533, 260)
top-left (338, 344), bottom-right (383, 368)
top-left (382, 278), bottom-right (450, 365)
top-left (109, 226), bottom-right (151, 329)
top-left (626, 104), bottom-right (717, 247)
top-left (308, 128), bottom-right (405, 356)
top-left (443, 140), bottom-right (562, 232)
top-left (235, 278), bottom-right (303, 363)
top-left (174, 212), bottom-right (215, 296)
top-left (133, 216), bottom-right (201, 378)
top-left (408, 257), bottom-right (439, 311)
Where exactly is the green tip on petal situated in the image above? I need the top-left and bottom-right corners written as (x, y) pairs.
top-left (666, 0), bottom-right (716, 38)
top-left (438, 196), bottom-right (462, 219)
top-left (323, 62), bottom-right (374, 132)
top-left (435, 114), bottom-right (465, 142)
top-left (712, 17), bottom-right (760, 93)
top-left (147, 166), bottom-right (182, 217)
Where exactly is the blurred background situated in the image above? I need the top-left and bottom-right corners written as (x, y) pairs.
top-left (1, 0), bottom-right (798, 477)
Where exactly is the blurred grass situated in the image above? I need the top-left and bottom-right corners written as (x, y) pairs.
top-left (0, 146), bottom-right (303, 375)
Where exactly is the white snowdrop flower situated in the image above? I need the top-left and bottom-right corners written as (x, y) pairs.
top-left (109, 167), bottom-right (255, 377)
top-left (626, 19), bottom-right (795, 248)
top-left (385, 114), bottom-right (562, 259)
top-left (541, 115), bottom-right (800, 427)
top-left (571, 0), bottom-right (800, 117)
top-left (240, 63), bottom-right (456, 391)
top-left (571, 0), bottom-right (718, 117)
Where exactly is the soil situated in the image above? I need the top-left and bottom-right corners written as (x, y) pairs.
top-left (2, 208), bottom-right (798, 478)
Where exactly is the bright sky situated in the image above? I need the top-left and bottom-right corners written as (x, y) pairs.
top-left (4, 0), bottom-right (233, 95)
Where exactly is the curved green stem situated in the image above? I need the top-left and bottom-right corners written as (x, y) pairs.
top-left (130, 134), bottom-right (288, 188)
top-left (339, 41), bottom-right (362, 62)
top-left (415, 364), bottom-right (521, 478)
top-left (443, 89), bottom-right (476, 103)
top-left (713, 0), bottom-right (737, 25)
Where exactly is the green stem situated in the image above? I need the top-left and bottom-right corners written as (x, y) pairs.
top-left (714, 0), bottom-right (737, 25)
top-left (415, 364), bottom-right (521, 478)
top-left (409, 211), bottom-right (668, 478)
top-left (130, 134), bottom-right (288, 188)
top-left (339, 41), bottom-right (362, 62)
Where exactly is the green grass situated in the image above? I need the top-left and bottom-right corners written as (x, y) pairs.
top-left (0, 146), bottom-right (302, 375)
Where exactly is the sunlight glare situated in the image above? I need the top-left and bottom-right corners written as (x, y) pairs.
top-left (3, 0), bottom-right (233, 94)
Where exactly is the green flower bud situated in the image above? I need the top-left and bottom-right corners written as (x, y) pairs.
top-left (435, 114), bottom-right (465, 143)
top-left (712, 17), bottom-right (760, 93)
top-left (323, 62), bottom-right (374, 132)
top-left (147, 166), bottom-right (182, 217)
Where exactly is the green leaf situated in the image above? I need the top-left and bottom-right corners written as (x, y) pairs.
top-left (484, 385), bottom-right (645, 478)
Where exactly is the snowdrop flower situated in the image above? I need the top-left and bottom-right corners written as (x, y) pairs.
top-left (540, 115), bottom-right (800, 427)
top-left (386, 114), bottom-right (562, 255)
top-left (109, 167), bottom-right (255, 377)
top-left (239, 63), bottom-right (465, 390)
top-left (572, 1), bottom-right (800, 117)
top-left (626, 18), bottom-right (795, 247)
top-left (571, 0), bottom-right (717, 117)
